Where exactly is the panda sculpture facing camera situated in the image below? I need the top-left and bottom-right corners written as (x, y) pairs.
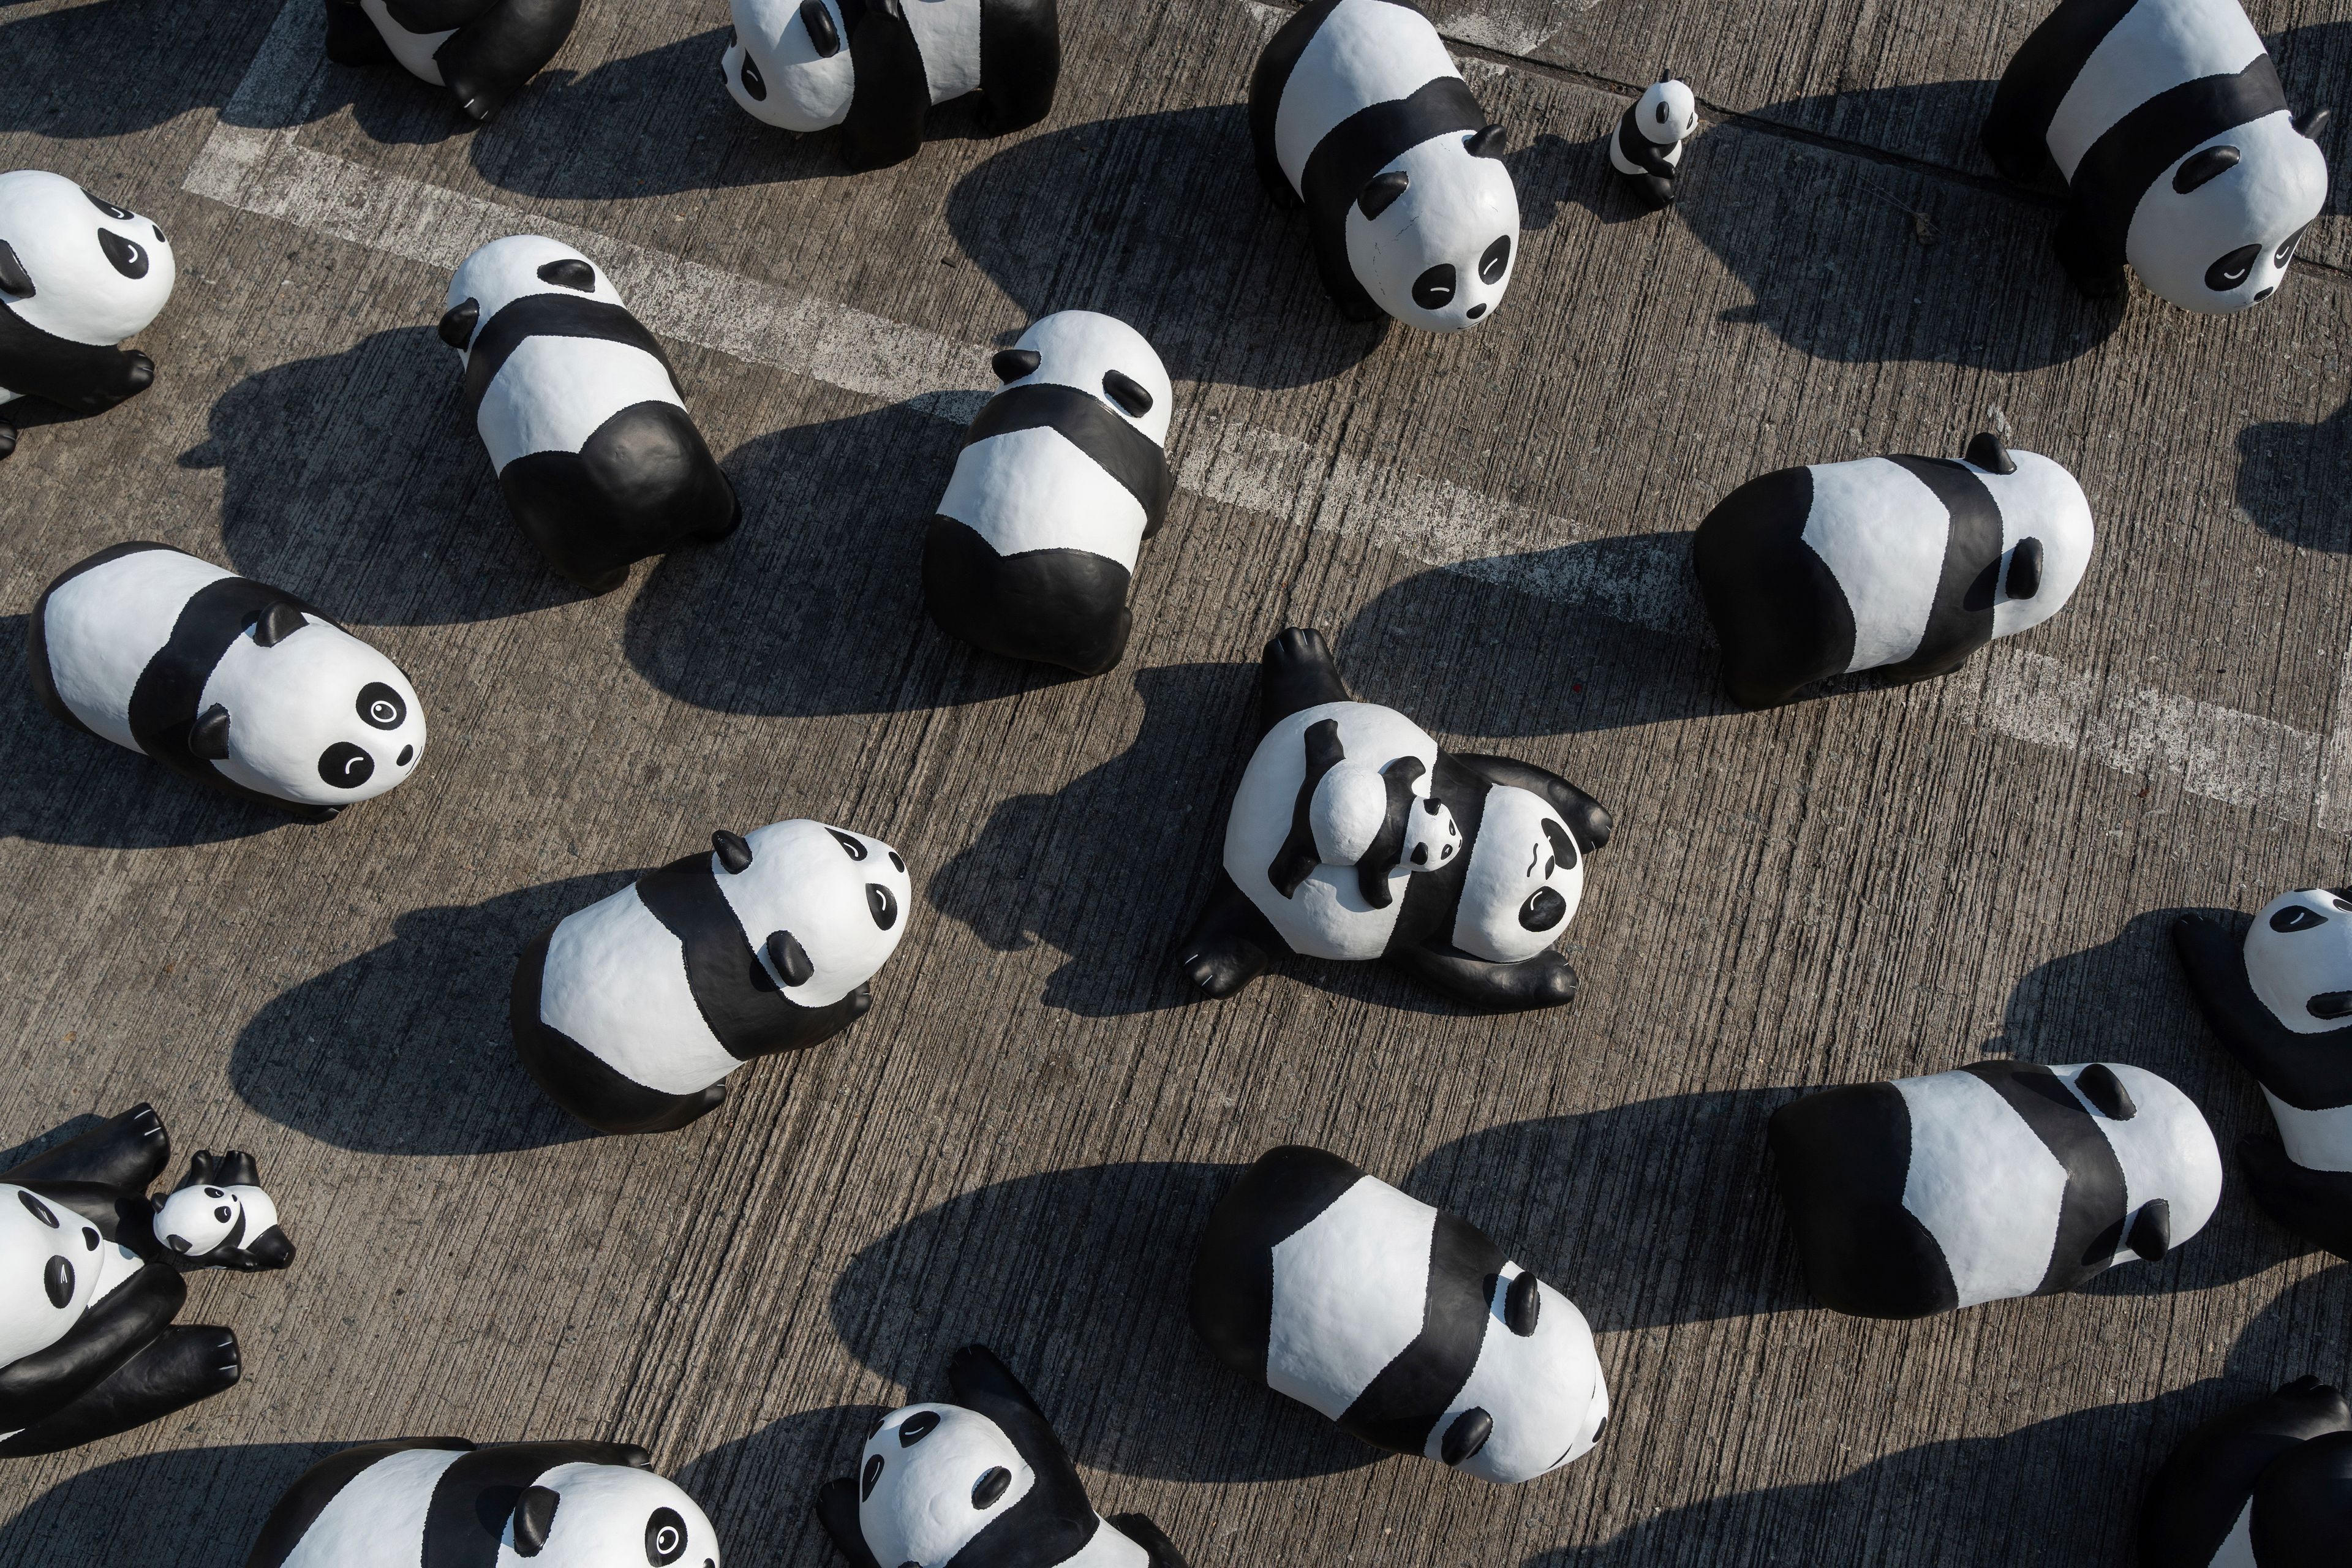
top-left (1251, 0), bottom-right (1519, 330)
top-left (1608, 78), bottom-right (1697, 208)
top-left (2139, 1377), bottom-right (2352, 1568)
top-left (322, 0), bottom-right (580, 123)
top-left (0, 170), bottom-right (175, 462)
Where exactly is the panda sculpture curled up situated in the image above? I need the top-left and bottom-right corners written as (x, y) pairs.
top-left (2139, 1376), bottom-right (2352, 1568)
top-left (322, 0), bottom-right (579, 123)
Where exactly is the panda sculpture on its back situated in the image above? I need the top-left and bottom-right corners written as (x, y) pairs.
top-left (322, 0), bottom-right (580, 123)
top-left (1250, 0), bottom-right (1519, 330)
top-left (1982, 0), bottom-right (2328, 311)
top-left (924, 311), bottom-right (1174, 675)
top-left (2139, 1376), bottom-right (2352, 1568)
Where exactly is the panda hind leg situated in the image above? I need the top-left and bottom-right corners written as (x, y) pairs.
top-left (0, 1327), bottom-right (241, 1457)
top-left (690, 475), bottom-right (744, 545)
top-left (1393, 943), bottom-right (1578, 1012)
top-left (1255, 146), bottom-right (1302, 209)
top-left (1257, 627), bottom-right (1351, 732)
top-left (2050, 213), bottom-right (2127, 300)
top-left (1175, 871), bottom-right (1286, 1000)
top-left (0, 418), bottom-right (15, 461)
top-left (323, 0), bottom-right (397, 64)
top-left (814, 1477), bottom-right (885, 1568)
top-left (1108, 1512), bottom-right (1193, 1568)
top-left (1, 1102), bottom-right (170, 1191)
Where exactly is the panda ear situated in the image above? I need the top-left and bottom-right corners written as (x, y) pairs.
top-left (188, 704), bottom-right (232, 761)
top-left (2003, 537), bottom-right (2043, 600)
top-left (1101, 368), bottom-right (1153, 418)
top-left (1465, 124), bottom-right (1507, 159)
top-left (1357, 169), bottom-right (1411, 221)
top-left (1964, 431), bottom-right (2016, 474)
top-left (712, 829), bottom-right (754, 873)
top-left (2173, 145), bottom-right (2241, 194)
top-left (990, 347), bottom-right (1041, 382)
top-left (799, 0), bottom-right (842, 56)
top-left (535, 257), bottom-right (595, 292)
top-left (2126, 1199), bottom-right (2171, 1262)
top-left (2075, 1063), bottom-right (2136, 1121)
top-left (249, 601), bottom-right (306, 647)
top-left (511, 1485), bottom-right (560, 1557)
top-left (0, 240), bottom-right (32, 299)
top-left (437, 297), bottom-right (480, 350)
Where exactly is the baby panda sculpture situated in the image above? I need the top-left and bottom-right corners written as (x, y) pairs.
top-left (923, 311), bottom-right (1174, 675)
top-left (1692, 431), bottom-right (2095, 709)
top-left (2139, 1376), bottom-right (2352, 1568)
top-left (30, 543), bottom-right (428, 821)
top-left (1250, 0), bottom-right (1518, 330)
top-left (1175, 628), bottom-right (1608, 1011)
top-left (513, 820), bottom-right (912, 1135)
top-left (1608, 78), bottom-right (1697, 208)
top-left (0, 1106), bottom-right (293, 1457)
top-left (441, 236), bottom-right (739, 594)
top-left (1191, 1145), bottom-right (1608, 1483)
top-left (815, 1346), bottom-right (1186, 1568)
top-left (1768, 1059), bottom-right (2221, 1317)
top-left (0, 170), bottom-right (175, 462)
top-left (322, 0), bottom-right (579, 123)
top-left (722, 0), bottom-right (1057, 170)
top-left (1982, 0), bottom-right (2328, 311)
top-left (245, 1436), bottom-right (719, 1567)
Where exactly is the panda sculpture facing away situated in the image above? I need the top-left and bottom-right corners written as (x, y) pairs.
top-left (31, 543), bottom-right (428, 822)
top-left (723, 0), bottom-right (1058, 170)
top-left (1251, 0), bottom-right (1518, 330)
top-left (1768, 1059), bottom-right (2222, 1317)
top-left (1692, 431), bottom-right (2095, 709)
top-left (815, 1345), bottom-right (1188, 1568)
top-left (924, 311), bottom-right (1174, 675)
top-left (1176, 628), bottom-right (1609, 1011)
top-left (0, 170), bottom-right (175, 462)
top-left (1982, 0), bottom-right (2328, 311)
top-left (2139, 1376), bottom-right (2352, 1568)
top-left (322, 0), bottom-right (580, 123)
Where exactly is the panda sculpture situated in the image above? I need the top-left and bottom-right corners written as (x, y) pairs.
top-left (1768, 1059), bottom-right (2222, 1318)
top-left (440, 235), bottom-right (740, 594)
top-left (2139, 1376), bottom-right (2352, 1568)
top-left (722, 0), bottom-right (1058, 170)
top-left (322, 0), bottom-right (580, 123)
top-left (0, 170), bottom-right (175, 462)
top-left (923, 311), bottom-right (1174, 675)
top-left (1191, 1145), bottom-right (1608, 1483)
top-left (814, 1346), bottom-right (1187, 1568)
top-left (1691, 431), bottom-right (2095, 709)
top-left (29, 543), bottom-right (428, 821)
top-left (1250, 0), bottom-right (1519, 330)
top-left (1608, 78), bottom-right (1697, 208)
top-left (151, 1149), bottom-right (295, 1270)
top-left (513, 819), bottom-right (912, 1135)
top-left (244, 1436), bottom-right (720, 1568)
top-left (1175, 628), bottom-right (1608, 1011)
top-left (1981, 0), bottom-right (2328, 311)
top-left (0, 1106), bottom-right (293, 1458)
top-left (2175, 890), bottom-right (2352, 1261)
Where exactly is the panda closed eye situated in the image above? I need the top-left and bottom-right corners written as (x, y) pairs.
top-left (2206, 244), bottom-right (2261, 292)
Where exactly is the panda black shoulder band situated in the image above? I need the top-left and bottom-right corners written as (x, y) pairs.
top-left (2066, 56), bottom-right (2289, 269)
top-left (962, 381), bottom-right (1174, 524)
top-left (459, 293), bottom-right (675, 418)
top-left (1300, 77), bottom-right (1487, 228)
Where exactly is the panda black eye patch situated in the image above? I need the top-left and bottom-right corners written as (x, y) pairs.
top-left (2206, 244), bottom-right (2260, 292)
top-left (318, 742), bottom-right (375, 789)
top-left (537, 257), bottom-right (597, 291)
top-left (99, 231), bottom-right (149, 280)
top-left (737, 53), bottom-right (767, 100)
top-left (1479, 235), bottom-right (1510, 285)
top-left (1411, 263), bottom-right (1455, 309)
top-left (861, 1453), bottom-right (884, 1499)
top-left (829, 827), bottom-right (869, 859)
top-left (971, 1466), bottom-right (1011, 1507)
top-left (0, 241), bottom-right (33, 298)
top-left (801, 0), bottom-right (842, 55)
top-left (357, 682), bottom-right (406, 729)
top-left (867, 883), bottom-right (899, 930)
top-left (43, 1255), bottom-right (72, 1308)
top-left (2273, 903), bottom-right (2329, 932)
top-left (1520, 886), bottom-right (1566, 932)
top-left (645, 1506), bottom-right (687, 1566)
top-left (18, 1191), bottom-right (56, 1227)
top-left (1101, 369), bottom-right (1153, 418)
top-left (899, 1410), bottom-right (940, 1444)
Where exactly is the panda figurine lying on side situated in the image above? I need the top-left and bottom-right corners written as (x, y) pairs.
top-left (1175, 628), bottom-right (1609, 1011)
top-left (0, 1106), bottom-right (293, 1458)
top-left (1608, 78), bottom-right (1697, 209)
top-left (1250, 0), bottom-right (1518, 330)
top-left (815, 1344), bottom-right (1186, 1568)
top-left (1982, 0), bottom-right (2328, 311)
top-left (723, 0), bottom-right (1058, 170)
top-left (1191, 1145), bottom-right (1609, 1483)
top-left (924, 311), bottom-right (1174, 675)
top-left (2139, 1377), bottom-right (2352, 1568)
top-left (244, 1436), bottom-right (720, 1568)
top-left (322, 0), bottom-right (581, 123)
top-left (30, 543), bottom-right (428, 822)
top-left (513, 820), bottom-right (912, 1135)
top-left (1691, 431), bottom-right (2095, 709)
top-left (0, 170), bottom-right (175, 462)
top-left (1768, 1059), bottom-right (2221, 1317)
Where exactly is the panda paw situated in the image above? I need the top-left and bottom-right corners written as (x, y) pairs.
top-left (0, 420), bottom-right (15, 461)
top-left (1177, 938), bottom-right (1267, 999)
top-left (117, 350), bottom-right (154, 397)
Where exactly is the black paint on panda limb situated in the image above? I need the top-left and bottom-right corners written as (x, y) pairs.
top-left (1267, 718), bottom-right (1348, 899)
top-left (1104, 1514), bottom-right (1191, 1568)
top-left (1768, 1082), bottom-right (1959, 1318)
top-left (1872, 456), bottom-right (2006, 685)
top-left (1450, 753), bottom-right (1613, 857)
top-left (1336, 1207), bottom-right (1506, 1457)
top-left (420, 1442), bottom-right (657, 1561)
top-left (921, 521), bottom-right (1135, 674)
top-left (1981, 0), bottom-right (2135, 184)
top-left (975, 0), bottom-right (1060, 134)
top-left (1245, 0), bottom-right (1346, 208)
top-left (1189, 1145), bottom-right (1361, 1384)
top-left (967, 384), bottom-right (1174, 527)
top-left (1389, 941), bottom-right (1579, 1011)
top-left (1254, 627), bottom-right (1353, 735)
top-left (0, 1322), bottom-right (240, 1457)
top-left (1962, 1061), bottom-right (2135, 1290)
top-left (2140, 1377), bottom-right (2352, 1568)
top-left (432, 0), bottom-right (582, 121)
top-left (246, 1439), bottom-right (480, 1568)
top-left (839, 0), bottom-right (932, 170)
top-left (0, 298), bottom-right (155, 416)
top-left (813, 1479), bottom-right (884, 1568)
top-left (2248, 1428), bottom-right (2352, 1562)
top-left (632, 853), bottom-right (875, 1058)
top-left (1299, 79), bottom-right (1489, 320)
top-left (1172, 870), bottom-right (1289, 1000)
top-left (1692, 466), bottom-right (1855, 709)
top-left (0, 1102), bottom-right (170, 1195)
top-left (508, 929), bottom-right (732, 1137)
top-left (322, 0), bottom-right (399, 63)
top-left (2235, 1133), bottom-right (2352, 1263)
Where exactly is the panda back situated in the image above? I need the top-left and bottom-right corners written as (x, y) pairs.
top-left (901, 0), bottom-right (984, 102)
top-left (1893, 1069), bottom-right (2068, 1309)
top-left (1798, 458), bottom-right (1958, 673)
top-left (1273, 0), bottom-right (1460, 187)
top-left (938, 423), bottom-right (1151, 567)
top-left (475, 334), bottom-right (684, 471)
top-left (2046, 0), bottom-right (2266, 176)
top-left (1267, 1175), bottom-right (1439, 1420)
top-left (39, 546), bottom-right (231, 752)
top-left (268, 1446), bottom-right (469, 1568)
top-left (538, 886), bottom-right (739, 1095)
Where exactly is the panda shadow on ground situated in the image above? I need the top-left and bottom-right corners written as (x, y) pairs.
top-left (1512, 128), bottom-right (1683, 230)
top-left (0, 0), bottom-right (281, 140)
top-left (2269, 24), bottom-right (2352, 225)
top-left (676, 1403), bottom-right (892, 1566)
top-left (0, 1441), bottom-right (341, 1567)
top-left (2237, 393), bottom-right (2352, 552)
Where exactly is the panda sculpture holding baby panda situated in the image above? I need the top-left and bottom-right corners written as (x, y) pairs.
top-left (1250, 0), bottom-right (1519, 330)
top-left (322, 0), bottom-right (579, 124)
top-left (30, 543), bottom-right (428, 822)
top-left (2139, 1376), bottom-right (2352, 1568)
top-left (1608, 78), bottom-right (1697, 209)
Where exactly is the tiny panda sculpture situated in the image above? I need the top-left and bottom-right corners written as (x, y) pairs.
top-left (441, 236), bottom-right (740, 594)
top-left (1768, 1059), bottom-right (2222, 1318)
top-left (1608, 78), bottom-right (1697, 209)
top-left (815, 1345), bottom-right (1188, 1568)
top-left (0, 1106), bottom-right (293, 1458)
top-left (1691, 431), bottom-right (2095, 709)
top-left (1982, 0), bottom-right (2328, 311)
top-left (1176, 628), bottom-right (1609, 1011)
top-left (0, 170), bottom-right (175, 462)
top-left (923, 311), bottom-right (1174, 675)
top-left (322, 0), bottom-right (581, 124)
top-left (722, 0), bottom-right (1058, 170)
top-left (30, 543), bottom-right (428, 821)
top-left (1250, 0), bottom-right (1518, 330)
top-left (151, 1150), bottom-right (295, 1270)
top-left (244, 1436), bottom-right (719, 1568)
top-left (1191, 1145), bottom-right (1608, 1483)
top-left (513, 820), bottom-right (912, 1135)
top-left (2175, 890), bottom-right (2352, 1262)
top-left (2139, 1377), bottom-right (2352, 1568)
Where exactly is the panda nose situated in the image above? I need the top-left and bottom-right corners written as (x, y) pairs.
top-left (397, 745), bottom-right (415, 766)
top-left (1465, 303), bottom-right (1487, 319)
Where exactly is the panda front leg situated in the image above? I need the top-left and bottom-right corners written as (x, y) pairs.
top-left (322, 0), bottom-right (397, 64)
top-left (2236, 1132), bottom-right (2352, 1262)
top-left (0, 1102), bottom-right (170, 1192)
top-left (813, 1476), bottom-right (886, 1568)
top-left (433, 0), bottom-right (582, 122)
top-left (1107, 1512), bottom-right (1191, 1568)
top-left (0, 415), bottom-right (15, 462)
top-left (2050, 209), bottom-right (2127, 300)
top-left (1174, 870), bottom-right (1287, 999)
top-left (1392, 942), bottom-right (1578, 1011)
top-left (0, 1327), bottom-right (241, 1457)
top-left (1256, 627), bottom-right (1352, 734)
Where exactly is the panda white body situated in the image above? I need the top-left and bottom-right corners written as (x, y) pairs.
top-left (30, 543), bottom-right (426, 821)
top-left (0, 170), bottom-right (175, 458)
top-left (323, 0), bottom-right (582, 123)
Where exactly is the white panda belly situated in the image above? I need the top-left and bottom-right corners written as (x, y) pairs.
top-left (1273, 0), bottom-right (1463, 190)
top-left (1798, 458), bottom-right (1951, 673)
top-left (41, 548), bottom-right (234, 752)
top-left (2264, 1091), bottom-right (2352, 1172)
top-left (540, 886), bottom-right (741, 1095)
top-left (475, 337), bottom-right (683, 471)
top-left (359, 0), bottom-right (457, 85)
top-left (1267, 1175), bottom-right (1436, 1418)
top-left (2046, 0), bottom-right (2266, 178)
top-left (937, 427), bottom-right (1149, 569)
top-left (279, 1448), bottom-right (467, 1568)
top-left (1063, 1518), bottom-right (1152, 1568)
top-left (901, 0), bottom-right (984, 104)
top-left (1894, 1069), bottom-right (2068, 1308)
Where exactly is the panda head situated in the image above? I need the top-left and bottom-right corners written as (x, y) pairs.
top-left (0, 1185), bottom-right (109, 1368)
top-left (0, 169), bottom-right (176, 349)
top-left (2051, 1063), bottom-right (2222, 1270)
top-left (440, 236), bottom-right (626, 358)
top-left (713, 820), bottom-right (912, 1008)
top-left (153, 1183), bottom-right (244, 1258)
top-left (720, 0), bottom-right (856, 134)
top-left (853, 1402), bottom-right (1036, 1567)
top-left (200, 611), bottom-right (427, 808)
top-left (1440, 1264), bottom-right (1609, 1485)
top-left (2244, 888), bottom-right (2352, 1035)
top-left (1449, 783), bottom-right (1582, 963)
top-left (2128, 113), bottom-right (2328, 314)
top-left (1632, 79), bottom-right (1697, 147)
top-left (507, 1460), bottom-right (720, 1568)
top-left (1346, 129), bottom-right (1519, 334)
top-left (1306, 761), bottom-right (1461, 875)
top-left (1977, 448), bottom-right (2095, 643)
top-left (991, 311), bottom-right (1174, 448)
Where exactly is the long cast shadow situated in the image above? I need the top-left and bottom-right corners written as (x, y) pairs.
top-left (2237, 394), bottom-right (2352, 552)
top-left (0, 1441), bottom-right (342, 1566)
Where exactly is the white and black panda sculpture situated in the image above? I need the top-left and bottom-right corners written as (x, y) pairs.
top-left (0, 170), bottom-right (175, 462)
top-left (322, 0), bottom-right (580, 123)
top-left (513, 820), bottom-right (912, 1135)
top-left (923, 311), bottom-right (1174, 676)
top-left (1982, 0), bottom-right (2329, 311)
top-left (1176, 629), bottom-right (1608, 1011)
top-left (440, 236), bottom-right (740, 594)
top-left (722, 0), bottom-right (1058, 170)
top-left (2139, 1376), bottom-right (2352, 1568)
top-left (29, 543), bottom-right (428, 822)
top-left (151, 1149), bottom-right (296, 1271)
top-left (1191, 1145), bottom-right (1608, 1483)
top-left (1768, 1059), bottom-right (2222, 1318)
top-left (1250, 0), bottom-right (1518, 330)
top-left (815, 1346), bottom-right (1188, 1568)
top-left (246, 1436), bottom-right (720, 1567)
top-left (1608, 78), bottom-right (1697, 209)
top-left (1691, 431), bottom-right (2095, 709)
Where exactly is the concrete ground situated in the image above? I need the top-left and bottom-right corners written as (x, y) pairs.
top-left (2, 0), bottom-right (2351, 1561)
